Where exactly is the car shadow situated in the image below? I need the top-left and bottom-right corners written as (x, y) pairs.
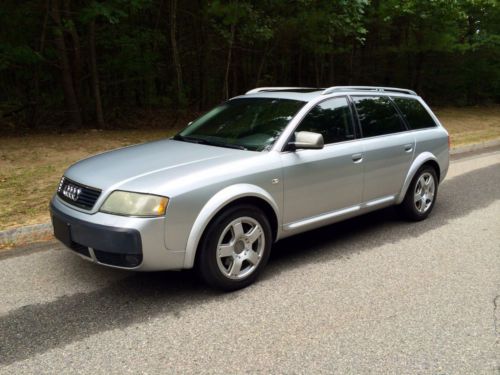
top-left (0, 163), bottom-right (498, 365)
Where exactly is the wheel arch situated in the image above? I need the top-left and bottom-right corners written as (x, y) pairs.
top-left (396, 152), bottom-right (441, 204)
top-left (183, 184), bottom-right (280, 269)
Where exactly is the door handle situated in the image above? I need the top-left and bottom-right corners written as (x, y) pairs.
top-left (352, 153), bottom-right (363, 163)
top-left (404, 144), bottom-right (413, 152)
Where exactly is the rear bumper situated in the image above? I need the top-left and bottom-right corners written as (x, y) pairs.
top-left (50, 196), bottom-right (186, 271)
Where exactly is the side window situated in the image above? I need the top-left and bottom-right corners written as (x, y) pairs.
top-left (392, 97), bottom-right (437, 130)
top-left (295, 97), bottom-right (355, 144)
top-left (353, 96), bottom-right (406, 137)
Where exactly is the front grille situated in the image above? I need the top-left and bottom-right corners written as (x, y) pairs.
top-left (57, 177), bottom-right (101, 210)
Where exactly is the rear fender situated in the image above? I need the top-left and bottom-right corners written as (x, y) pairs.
top-left (396, 152), bottom-right (438, 204)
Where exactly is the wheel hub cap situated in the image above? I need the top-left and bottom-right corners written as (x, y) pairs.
top-left (234, 240), bottom-right (245, 254)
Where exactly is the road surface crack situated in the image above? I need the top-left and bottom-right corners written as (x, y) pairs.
top-left (494, 294), bottom-right (500, 343)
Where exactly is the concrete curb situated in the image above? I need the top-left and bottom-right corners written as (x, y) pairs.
top-left (449, 139), bottom-right (500, 155)
top-left (0, 222), bottom-right (53, 246)
top-left (1, 139), bottom-right (499, 247)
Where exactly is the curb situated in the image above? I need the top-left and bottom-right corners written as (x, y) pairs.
top-left (1, 139), bottom-right (499, 247)
top-left (449, 139), bottom-right (500, 155)
top-left (0, 222), bottom-right (53, 247)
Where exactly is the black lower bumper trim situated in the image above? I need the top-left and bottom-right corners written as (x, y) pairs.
top-left (93, 249), bottom-right (143, 267)
top-left (50, 202), bottom-right (143, 268)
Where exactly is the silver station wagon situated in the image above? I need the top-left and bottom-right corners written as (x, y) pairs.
top-left (51, 86), bottom-right (449, 290)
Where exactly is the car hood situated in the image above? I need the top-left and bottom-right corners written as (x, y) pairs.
top-left (64, 139), bottom-right (255, 194)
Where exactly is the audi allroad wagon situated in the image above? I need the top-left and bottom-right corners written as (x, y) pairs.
top-left (51, 86), bottom-right (449, 290)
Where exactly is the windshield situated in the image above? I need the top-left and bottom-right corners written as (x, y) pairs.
top-left (174, 98), bottom-right (305, 151)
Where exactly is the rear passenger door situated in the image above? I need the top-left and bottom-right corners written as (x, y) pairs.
top-left (352, 96), bottom-right (415, 203)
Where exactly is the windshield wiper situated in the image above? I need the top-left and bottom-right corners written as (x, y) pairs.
top-left (173, 134), bottom-right (209, 145)
top-left (174, 135), bottom-right (248, 150)
top-left (207, 141), bottom-right (248, 151)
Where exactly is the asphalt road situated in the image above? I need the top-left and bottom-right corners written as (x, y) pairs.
top-left (0, 149), bottom-right (499, 374)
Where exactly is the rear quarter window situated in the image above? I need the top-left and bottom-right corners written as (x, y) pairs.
top-left (392, 97), bottom-right (437, 130)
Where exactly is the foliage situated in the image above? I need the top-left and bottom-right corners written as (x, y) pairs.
top-left (0, 0), bottom-right (499, 129)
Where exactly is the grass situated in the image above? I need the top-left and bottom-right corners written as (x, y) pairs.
top-left (0, 106), bottom-right (499, 232)
top-left (435, 106), bottom-right (500, 147)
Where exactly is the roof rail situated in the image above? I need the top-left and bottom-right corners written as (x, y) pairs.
top-left (322, 86), bottom-right (417, 96)
top-left (246, 87), bottom-right (319, 94)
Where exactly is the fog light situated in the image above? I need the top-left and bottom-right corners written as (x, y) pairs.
top-left (124, 254), bottom-right (141, 267)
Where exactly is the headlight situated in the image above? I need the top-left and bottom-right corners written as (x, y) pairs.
top-left (100, 191), bottom-right (169, 217)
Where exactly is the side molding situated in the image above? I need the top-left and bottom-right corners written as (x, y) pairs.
top-left (396, 152), bottom-right (438, 204)
top-left (183, 184), bottom-right (280, 268)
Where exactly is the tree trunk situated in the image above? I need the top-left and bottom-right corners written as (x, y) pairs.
top-left (223, 23), bottom-right (235, 100)
top-left (170, 0), bottom-right (184, 104)
top-left (328, 52), bottom-right (335, 85)
top-left (89, 19), bottom-right (104, 127)
top-left (29, 0), bottom-right (50, 128)
top-left (256, 48), bottom-right (268, 86)
top-left (297, 49), bottom-right (303, 86)
top-left (51, 0), bottom-right (82, 129)
top-left (63, 0), bottom-right (83, 110)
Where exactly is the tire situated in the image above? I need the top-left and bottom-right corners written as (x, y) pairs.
top-left (196, 204), bottom-right (272, 291)
top-left (399, 165), bottom-right (439, 221)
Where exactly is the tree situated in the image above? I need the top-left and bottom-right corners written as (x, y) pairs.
top-left (51, 0), bottom-right (82, 129)
top-left (0, 0), bottom-right (499, 131)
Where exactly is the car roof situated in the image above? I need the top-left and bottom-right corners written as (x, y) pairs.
top-left (234, 86), bottom-right (418, 103)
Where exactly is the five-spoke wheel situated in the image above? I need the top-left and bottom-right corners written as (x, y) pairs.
top-left (197, 205), bottom-right (272, 291)
top-left (414, 172), bottom-right (435, 214)
top-left (399, 165), bottom-right (438, 221)
top-left (216, 217), bottom-right (265, 279)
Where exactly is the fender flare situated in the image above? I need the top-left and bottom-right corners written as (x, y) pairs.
top-left (396, 152), bottom-right (439, 204)
top-left (183, 184), bottom-right (280, 268)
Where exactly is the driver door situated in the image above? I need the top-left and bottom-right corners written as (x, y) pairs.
top-left (280, 97), bottom-right (364, 229)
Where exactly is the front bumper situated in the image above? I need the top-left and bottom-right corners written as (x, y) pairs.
top-left (50, 196), bottom-right (185, 271)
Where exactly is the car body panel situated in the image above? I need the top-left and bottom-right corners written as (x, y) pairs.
top-left (358, 132), bottom-right (416, 202)
top-left (182, 182), bottom-right (281, 268)
top-left (280, 141), bottom-right (364, 224)
top-left (162, 151), bottom-right (283, 254)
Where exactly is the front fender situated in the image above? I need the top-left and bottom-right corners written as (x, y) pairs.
top-left (183, 184), bottom-right (280, 268)
top-left (396, 151), bottom-right (438, 204)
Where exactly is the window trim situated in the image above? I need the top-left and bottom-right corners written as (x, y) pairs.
top-left (280, 95), bottom-right (358, 152)
top-left (349, 94), bottom-right (409, 139)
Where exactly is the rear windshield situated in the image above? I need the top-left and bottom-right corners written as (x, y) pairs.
top-left (392, 97), bottom-right (437, 130)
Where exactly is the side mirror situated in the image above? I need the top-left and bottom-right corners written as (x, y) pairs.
top-left (288, 131), bottom-right (324, 150)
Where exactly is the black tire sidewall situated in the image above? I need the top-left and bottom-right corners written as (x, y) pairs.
top-left (401, 166), bottom-right (438, 221)
top-left (196, 204), bottom-right (272, 291)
